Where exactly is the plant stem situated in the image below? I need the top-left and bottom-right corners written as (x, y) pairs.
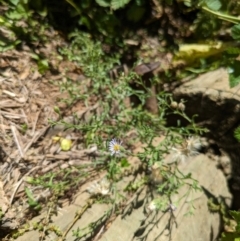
top-left (202, 6), bottom-right (240, 24)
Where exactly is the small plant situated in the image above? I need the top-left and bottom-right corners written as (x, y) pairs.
top-left (25, 187), bottom-right (42, 211)
top-left (0, 0), bottom-right (49, 47)
top-left (55, 31), bottom-right (207, 218)
top-left (234, 126), bottom-right (240, 142)
top-left (221, 210), bottom-right (240, 241)
top-left (172, 0), bottom-right (240, 87)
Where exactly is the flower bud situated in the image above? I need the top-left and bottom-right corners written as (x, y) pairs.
top-left (178, 102), bottom-right (185, 111)
top-left (170, 101), bottom-right (178, 109)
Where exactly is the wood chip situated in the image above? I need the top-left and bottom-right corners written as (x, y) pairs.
top-left (3, 90), bottom-right (16, 97)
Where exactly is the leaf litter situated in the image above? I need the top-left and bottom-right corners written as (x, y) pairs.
top-left (0, 3), bottom-right (211, 239)
top-left (0, 29), bottom-right (149, 241)
top-left (0, 29), bottom-right (112, 236)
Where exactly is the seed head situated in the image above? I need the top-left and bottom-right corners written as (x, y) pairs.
top-left (172, 136), bottom-right (201, 163)
top-left (87, 177), bottom-right (111, 196)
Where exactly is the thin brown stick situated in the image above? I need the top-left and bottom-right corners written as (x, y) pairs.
top-left (15, 126), bottom-right (49, 163)
top-left (32, 109), bottom-right (42, 136)
top-left (11, 124), bottom-right (24, 158)
top-left (10, 165), bottom-right (41, 205)
top-left (92, 225), bottom-right (105, 241)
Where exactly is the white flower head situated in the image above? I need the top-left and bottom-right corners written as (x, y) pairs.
top-left (108, 138), bottom-right (122, 156)
top-left (147, 200), bottom-right (157, 212)
top-left (171, 136), bottom-right (201, 163)
top-left (87, 177), bottom-right (111, 196)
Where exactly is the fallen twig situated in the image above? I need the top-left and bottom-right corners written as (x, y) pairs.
top-left (11, 124), bottom-right (24, 158)
top-left (10, 165), bottom-right (41, 205)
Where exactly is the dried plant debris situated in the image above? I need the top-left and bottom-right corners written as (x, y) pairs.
top-left (87, 177), bottom-right (111, 196)
top-left (171, 136), bottom-right (202, 163)
top-left (0, 36), bottom-right (105, 233)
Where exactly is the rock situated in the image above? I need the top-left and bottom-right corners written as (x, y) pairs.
top-left (11, 68), bottom-right (235, 241)
top-left (100, 155), bottom-right (231, 241)
top-left (172, 68), bottom-right (240, 189)
top-left (13, 154), bottom-right (231, 241)
top-left (219, 154), bottom-right (231, 177)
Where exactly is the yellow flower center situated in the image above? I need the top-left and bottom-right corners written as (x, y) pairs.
top-left (113, 144), bottom-right (120, 151)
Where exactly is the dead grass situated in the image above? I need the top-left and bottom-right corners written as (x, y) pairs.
top-left (0, 29), bottom-right (107, 235)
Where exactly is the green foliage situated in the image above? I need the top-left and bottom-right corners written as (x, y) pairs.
top-left (221, 211), bottom-right (240, 241)
top-left (231, 24), bottom-right (240, 40)
top-left (95, 0), bottom-right (132, 9)
top-left (226, 47), bottom-right (240, 55)
top-left (0, 0), bottom-right (239, 49)
top-left (0, 0), bottom-right (150, 46)
top-left (234, 126), bottom-right (240, 142)
top-left (20, 123), bottom-right (28, 134)
top-left (228, 60), bottom-right (240, 88)
top-left (30, 53), bottom-right (49, 74)
top-left (58, 31), bottom-right (120, 105)
top-left (0, 0), bottom-right (49, 44)
top-left (230, 211), bottom-right (240, 231)
top-left (50, 33), bottom-right (207, 228)
top-left (172, 0), bottom-right (240, 88)
top-left (205, 0), bottom-right (222, 11)
top-left (25, 187), bottom-right (41, 211)
top-left (56, 78), bottom-right (88, 106)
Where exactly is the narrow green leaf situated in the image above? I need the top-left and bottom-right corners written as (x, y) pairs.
top-left (25, 187), bottom-right (36, 203)
top-left (95, 0), bottom-right (111, 7)
top-left (9, 0), bottom-right (20, 5)
top-left (231, 24), bottom-right (240, 40)
top-left (30, 53), bottom-right (40, 60)
top-left (37, 6), bottom-right (48, 17)
top-left (111, 0), bottom-right (131, 10)
top-left (65, 0), bottom-right (81, 14)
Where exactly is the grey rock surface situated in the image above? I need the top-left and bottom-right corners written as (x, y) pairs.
top-left (14, 154), bottom-right (231, 241)
top-left (172, 67), bottom-right (240, 208)
top-left (100, 154), bottom-right (231, 241)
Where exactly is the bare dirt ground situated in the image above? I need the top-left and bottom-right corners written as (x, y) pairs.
top-left (0, 30), bottom-right (102, 237)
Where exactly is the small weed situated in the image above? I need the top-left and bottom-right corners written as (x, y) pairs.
top-left (49, 31), bottom-right (208, 240)
top-left (1, 0), bottom-right (239, 239)
top-left (221, 210), bottom-right (240, 241)
top-left (4, 29), bottom-right (210, 240)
